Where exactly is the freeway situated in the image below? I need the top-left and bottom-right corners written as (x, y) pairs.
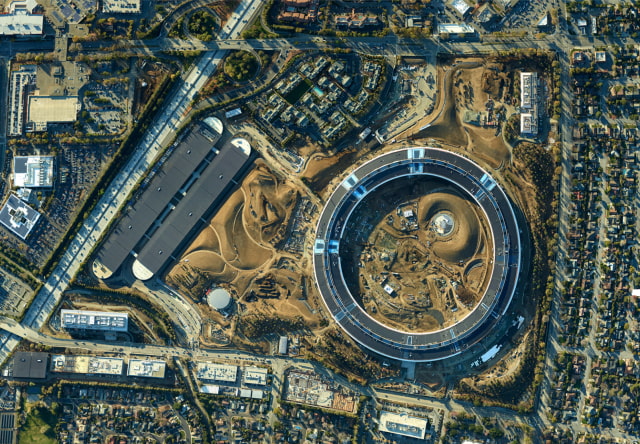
top-left (0, 0), bottom-right (264, 361)
top-left (72, 31), bottom-right (627, 59)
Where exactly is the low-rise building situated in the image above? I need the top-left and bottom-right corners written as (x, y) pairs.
top-left (449, 0), bottom-right (472, 17)
top-left (437, 23), bottom-right (476, 37)
top-left (196, 363), bottom-right (238, 383)
top-left (8, 65), bottom-right (37, 137)
top-left (102, 0), bottom-right (140, 13)
top-left (13, 156), bottom-right (54, 188)
top-left (0, 194), bottom-right (40, 240)
top-left (520, 112), bottom-right (538, 136)
top-left (0, 0), bottom-right (43, 36)
top-left (243, 366), bottom-right (268, 385)
top-left (378, 411), bottom-right (428, 440)
top-left (51, 355), bottom-right (124, 375)
top-left (27, 96), bottom-right (80, 132)
top-left (60, 309), bottom-right (129, 332)
top-left (127, 359), bottom-right (166, 378)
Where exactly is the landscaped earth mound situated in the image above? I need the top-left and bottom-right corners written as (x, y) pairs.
top-left (339, 175), bottom-right (492, 333)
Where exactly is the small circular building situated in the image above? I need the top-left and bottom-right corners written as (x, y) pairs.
top-left (207, 288), bottom-right (232, 311)
top-left (312, 147), bottom-right (522, 362)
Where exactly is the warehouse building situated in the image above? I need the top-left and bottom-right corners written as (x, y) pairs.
top-left (131, 136), bottom-right (252, 280)
top-left (94, 118), bottom-right (255, 281)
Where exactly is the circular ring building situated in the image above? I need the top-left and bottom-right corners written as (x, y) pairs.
top-left (312, 147), bottom-right (522, 362)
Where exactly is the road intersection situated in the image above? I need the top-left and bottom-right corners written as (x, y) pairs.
top-left (2, 0), bottom-right (639, 438)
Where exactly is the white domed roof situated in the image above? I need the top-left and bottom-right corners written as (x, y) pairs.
top-left (432, 212), bottom-right (455, 236)
top-left (204, 117), bottom-right (224, 135)
top-left (208, 288), bottom-right (231, 310)
top-left (229, 138), bottom-right (251, 157)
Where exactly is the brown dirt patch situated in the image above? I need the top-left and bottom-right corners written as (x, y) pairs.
top-left (302, 148), bottom-right (359, 195)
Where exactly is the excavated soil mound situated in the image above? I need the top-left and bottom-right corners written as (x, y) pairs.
top-left (418, 191), bottom-right (480, 263)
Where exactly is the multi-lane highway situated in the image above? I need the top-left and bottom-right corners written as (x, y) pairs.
top-left (0, 0), bottom-right (265, 363)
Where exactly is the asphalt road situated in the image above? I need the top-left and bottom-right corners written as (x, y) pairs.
top-left (0, 0), bottom-right (264, 360)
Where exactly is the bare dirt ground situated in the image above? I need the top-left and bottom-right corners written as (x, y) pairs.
top-left (400, 59), bottom-right (546, 399)
top-left (302, 148), bottom-right (360, 196)
top-left (405, 59), bottom-right (514, 170)
top-left (158, 56), bottom-right (542, 387)
top-left (165, 161), bottom-right (324, 350)
top-left (341, 177), bottom-right (493, 333)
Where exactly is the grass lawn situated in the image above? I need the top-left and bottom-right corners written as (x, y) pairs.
top-left (284, 79), bottom-right (312, 105)
top-left (18, 406), bottom-right (57, 444)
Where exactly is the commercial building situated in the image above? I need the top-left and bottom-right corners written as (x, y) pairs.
top-left (520, 72), bottom-right (538, 136)
top-left (9, 63), bottom-right (84, 136)
top-left (51, 355), bottom-right (124, 375)
top-left (449, 0), bottom-right (471, 17)
top-left (196, 363), bottom-right (238, 383)
top-left (0, 194), bottom-right (40, 240)
top-left (102, 0), bottom-right (140, 13)
top-left (12, 352), bottom-right (48, 379)
top-left (60, 309), bottom-right (128, 332)
top-left (243, 366), bottom-right (268, 386)
top-left (8, 65), bottom-right (37, 137)
top-left (127, 359), bottom-right (166, 378)
top-left (0, 0), bottom-right (43, 36)
top-left (520, 113), bottom-right (538, 135)
top-left (437, 23), bottom-right (475, 36)
top-left (13, 156), bottom-right (54, 188)
top-left (199, 385), bottom-right (220, 394)
top-left (520, 72), bottom-right (537, 110)
top-left (131, 136), bottom-right (252, 280)
top-left (378, 411), bottom-right (428, 440)
top-left (278, 336), bottom-right (288, 355)
top-left (27, 96), bottom-right (80, 132)
top-left (95, 119), bottom-right (253, 281)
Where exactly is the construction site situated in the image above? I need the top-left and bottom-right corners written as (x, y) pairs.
top-left (339, 175), bottom-right (493, 333)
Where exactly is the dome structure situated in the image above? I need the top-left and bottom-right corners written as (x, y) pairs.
top-left (207, 288), bottom-right (232, 311)
top-left (432, 212), bottom-right (455, 236)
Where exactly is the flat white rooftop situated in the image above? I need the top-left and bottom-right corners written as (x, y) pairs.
top-left (438, 23), bottom-right (475, 34)
top-left (0, 12), bottom-right (43, 35)
top-left (60, 309), bottom-right (128, 332)
top-left (127, 359), bottom-right (166, 378)
top-left (28, 96), bottom-right (79, 130)
top-left (196, 363), bottom-right (238, 382)
top-left (379, 411), bottom-right (428, 439)
top-left (102, 0), bottom-right (140, 13)
top-left (243, 366), bottom-right (268, 385)
top-left (0, 194), bottom-right (40, 240)
top-left (13, 156), bottom-right (54, 188)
